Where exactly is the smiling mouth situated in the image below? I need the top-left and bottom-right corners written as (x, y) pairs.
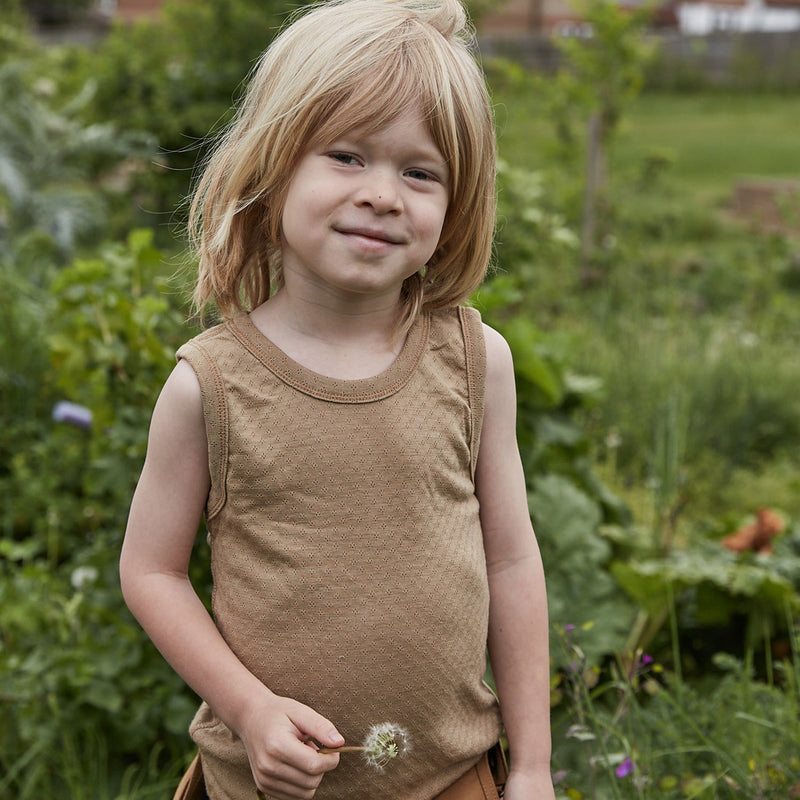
top-left (336, 227), bottom-right (403, 245)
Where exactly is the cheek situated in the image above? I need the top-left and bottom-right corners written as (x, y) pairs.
top-left (429, 202), bottom-right (450, 248)
top-left (421, 192), bottom-right (449, 235)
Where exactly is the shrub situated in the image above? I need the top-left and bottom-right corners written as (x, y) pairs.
top-left (0, 231), bottom-right (203, 797)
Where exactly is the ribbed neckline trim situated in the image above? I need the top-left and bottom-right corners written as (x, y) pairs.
top-left (228, 312), bottom-right (430, 404)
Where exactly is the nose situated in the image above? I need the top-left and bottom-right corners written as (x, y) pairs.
top-left (356, 168), bottom-right (402, 215)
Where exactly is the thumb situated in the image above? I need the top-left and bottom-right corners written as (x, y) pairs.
top-left (291, 705), bottom-right (345, 749)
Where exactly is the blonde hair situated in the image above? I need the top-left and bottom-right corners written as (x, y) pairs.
top-left (189, 0), bottom-right (496, 330)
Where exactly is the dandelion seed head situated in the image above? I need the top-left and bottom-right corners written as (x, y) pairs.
top-left (362, 722), bottom-right (410, 770)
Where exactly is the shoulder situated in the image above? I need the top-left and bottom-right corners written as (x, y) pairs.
top-left (481, 323), bottom-right (516, 398)
top-left (151, 359), bottom-right (205, 438)
top-left (481, 323), bottom-right (513, 369)
top-left (176, 319), bottom-right (233, 358)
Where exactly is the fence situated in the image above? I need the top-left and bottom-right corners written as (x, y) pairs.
top-left (480, 29), bottom-right (800, 90)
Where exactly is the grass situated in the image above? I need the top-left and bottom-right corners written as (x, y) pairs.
top-left (493, 88), bottom-right (800, 200)
top-left (614, 93), bottom-right (800, 198)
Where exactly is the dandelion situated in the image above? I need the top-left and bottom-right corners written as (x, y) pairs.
top-left (318, 722), bottom-right (410, 771)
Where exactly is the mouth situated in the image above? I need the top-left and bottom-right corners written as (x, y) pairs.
top-left (335, 226), bottom-right (403, 245)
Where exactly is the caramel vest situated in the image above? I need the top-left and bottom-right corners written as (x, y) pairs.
top-left (176, 307), bottom-right (502, 800)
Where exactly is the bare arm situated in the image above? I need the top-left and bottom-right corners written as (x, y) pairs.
top-left (120, 360), bottom-right (342, 799)
top-left (476, 325), bottom-right (555, 800)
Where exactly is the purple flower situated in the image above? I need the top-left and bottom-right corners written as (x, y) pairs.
top-left (642, 654), bottom-right (654, 665)
top-left (616, 758), bottom-right (634, 779)
top-left (52, 401), bottom-right (92, 429)
top-left (564, 624), bottom-right (576, 632)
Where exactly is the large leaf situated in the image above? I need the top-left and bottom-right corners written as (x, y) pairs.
top-left (530, 474), bottom-right (635, 665)
top-left (611, 542), bottom-right (800, 639)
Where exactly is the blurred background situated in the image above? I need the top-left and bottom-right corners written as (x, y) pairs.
top-left (2, 0), bottom-right (800, 797)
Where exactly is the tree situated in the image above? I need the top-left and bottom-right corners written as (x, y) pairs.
top-left (541, 1), bottom-right (654, 282)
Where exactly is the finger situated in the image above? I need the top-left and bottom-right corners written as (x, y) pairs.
top-left (288, 706), bottom-right (344, 750)
top-left (252, 746), bottom-right (337, 791)
top-left (255, 766), bottom-right (324, 800)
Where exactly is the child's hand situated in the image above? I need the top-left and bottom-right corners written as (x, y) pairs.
top-left (239, 693), bottom-right (343, 800)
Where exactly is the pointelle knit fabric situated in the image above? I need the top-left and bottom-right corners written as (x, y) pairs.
top-left (176, 306), bottom-right (503, 800)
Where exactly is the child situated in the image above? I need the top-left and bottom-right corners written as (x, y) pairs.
top-left (120, 0), bottom-right (554, 797)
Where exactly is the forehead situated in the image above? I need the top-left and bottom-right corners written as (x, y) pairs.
top-left (334, 106), bottom-right (441, 147)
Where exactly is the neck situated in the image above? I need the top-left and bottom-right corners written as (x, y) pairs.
top-left (248, 287), bottom-right (411, 380)
top-left (265, 278), bottom-right (405, 347)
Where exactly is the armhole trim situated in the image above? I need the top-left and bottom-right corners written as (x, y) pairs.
top-left (458, 306), bottom-right (487, 482)
top-left (176, 340), bottom-right (228, 520)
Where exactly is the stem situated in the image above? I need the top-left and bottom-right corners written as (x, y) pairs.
top-left (317, 745), bottom-right (368, 754)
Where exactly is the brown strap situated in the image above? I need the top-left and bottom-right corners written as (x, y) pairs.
top-left (172, 753), bottom-right (207, 800)
top-left (434, 749), bottom-right (505, 800)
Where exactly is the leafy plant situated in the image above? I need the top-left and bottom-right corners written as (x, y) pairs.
top-left (611, 539), bottom-right (800, 658)
top-left (535, 0), bottom-right (655, 278)
top-left (478, 159), bottom-right (636, 665)
top-left (551, 624), bottom-right (800, 800)
top-left (0, 231), bottom-right (203, 797)
top-left (0, 30), bottom-right (155, 271)
top-left (58, 0), bottom-right (303, 223)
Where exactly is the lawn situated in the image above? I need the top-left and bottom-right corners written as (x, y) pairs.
top-left (494, 89), bottom-right (800, 200)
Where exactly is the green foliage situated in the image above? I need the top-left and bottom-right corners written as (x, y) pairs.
top-left (0, 25), bottom-right (155, 270)
top-left (552, 626), bottom-right (800, 799)
top-left (532, 476), bottom-right (635, 666)
top-left (555, 0), bottom-right (654, 132)
top-left (477, 159), bottom-right (636, 664)
top-left (57, 0), bottom-right (304, 222)
top-left (0, 231), bottom-right (201, 797)
top-left (612, 541), bottom-right (800, 648)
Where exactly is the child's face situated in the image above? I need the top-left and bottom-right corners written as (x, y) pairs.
top-left (279, 108), bottom-right (449, 304)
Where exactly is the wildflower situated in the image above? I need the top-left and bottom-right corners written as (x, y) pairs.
top-left (318, 722), bottom-right (410, 771)
top-left (615, 757), bottom-right (634, 778)
top-left (52, 401), bottom-right (92, 429)
top-left (71, 565), bottom-right (99, 590)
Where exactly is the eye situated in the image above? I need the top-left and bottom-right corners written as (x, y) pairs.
top-left (405, 168), bottom-right (437, 182)
top-left (328, 152), bottom-right (361, 166)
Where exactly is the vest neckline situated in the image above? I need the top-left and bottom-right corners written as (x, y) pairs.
top-left (228, 312), bottom-right (430, 404)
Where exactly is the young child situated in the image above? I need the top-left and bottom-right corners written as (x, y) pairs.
top-left (120, 0), bottom-right (554, 798)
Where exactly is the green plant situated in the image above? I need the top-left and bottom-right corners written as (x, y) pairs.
top-left (0, 231), bottom-right (203, 798)
top-left (0, 33), bottom-right (155, 270)
top-left (56, 0), bottom-right (303, 226)
top-left (539, 0), bottom-right (654, 278)
top-left (477, 160), bottom-right (636, 664)
top-left (551, 624), bottom-right (800, 799)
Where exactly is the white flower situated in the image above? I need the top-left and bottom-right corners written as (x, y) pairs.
top-left (361, 722), bottom-right (410, 770)
top-left (71, 566), bottom-right (99, 591)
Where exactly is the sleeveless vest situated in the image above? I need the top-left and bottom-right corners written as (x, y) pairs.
top-left (176, 306), bottom-right (502, 799)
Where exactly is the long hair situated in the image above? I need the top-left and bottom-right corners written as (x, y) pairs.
top-left (189, 0), bottom-right (496, 332)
